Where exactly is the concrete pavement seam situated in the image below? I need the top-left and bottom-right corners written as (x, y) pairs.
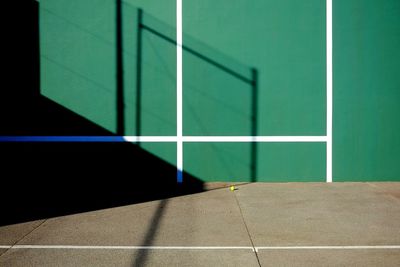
top-left (233, 191), bottom-right (262, 267)
top-left (0, 219), bottom-right (48, 258)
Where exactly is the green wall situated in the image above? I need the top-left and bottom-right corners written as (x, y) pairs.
top-left (182, 0), bottom-right (326, 182)
top-left (183, 0), bottom-right (326, 136)
top-left (40, 0), bottom-right (178, 166)
top-left (40, 0), bottom-right (117, 132)
top-left (39, 0), bottom-right (400, 182)
top-left (333, 0), bottom-right (400, 181)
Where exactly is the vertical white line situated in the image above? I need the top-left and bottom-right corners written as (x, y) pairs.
top-left (326, 0), bottom-right (333, 183)
top-left (177, 0), bottom-right (183, 183)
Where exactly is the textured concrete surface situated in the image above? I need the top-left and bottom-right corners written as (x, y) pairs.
top-left (0, 220), bottom-right (45, 245)
top-left (0, 249), bottom-right (259, 267)
top-left (16, 189), bottom-right (251, 246)
top-left (257, 249), bottom-right (400, 267)
top-left (235, 183), bottom-right (400, 246)
top-left (0, 183), bottom-right (399, 266)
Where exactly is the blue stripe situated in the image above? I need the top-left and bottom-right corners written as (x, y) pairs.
top-left (1, 136), bottom-right (184, 185)
top-left (0, 136), bottom-right (126, 142)
top-left (177, 169), bottom-right (183, 183)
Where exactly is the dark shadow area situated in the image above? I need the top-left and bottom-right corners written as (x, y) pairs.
top-left (116, 0), bottom-right (125, 135)
top-left (1, 0), bottom-right (40, 100)
top-left (0, 0), bottom-right (204, 226)
top-left (251, 68), bottom-right (258, 182)
top-left (0, 95), bottom-right (114, 136)
top-left (0, 0), bottom-right (115, 136)
top-left (0, 141), bottom-right (203, 226)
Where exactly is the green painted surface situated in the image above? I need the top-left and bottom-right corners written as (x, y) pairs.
top-left (184, 143), bottom-right (251, 182)
top-left (40, 0), bottom-right (117, 132)
top-left (182, 0), bottom-right (326, 181)
top-left (183, 0), bottom-right (326, 136)
top-left (40, 0), bottom-right (177, 162)
top-left (121, 0), bottom-right (177, 138)
top-left (182, 33), bottom-right (254, 136)
top-left (333, 0), bottom-right (400, 181)
top-left (40, 0), bottom-right (177, 135)
top-left (39, 0), bottom-right (400, 182)
top-left (183, 59), bottom-right (253, 136)
top-left (257, 143), bottom-right (325, 182)
top-left (184, 142), bottom-right (325, 182)
top-left (137, 11), bottom-right (177, 136)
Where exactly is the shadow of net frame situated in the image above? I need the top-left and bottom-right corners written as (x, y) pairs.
top-left (135, 8), bottom-right (259, 182)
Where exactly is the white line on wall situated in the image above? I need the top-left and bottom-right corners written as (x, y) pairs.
top-left (181, 136), bottom-right (327, 142)
top-left (176, 0), bottom-right (183, 183)
top-left (0, 136), bottom-right (327, 143)
top-left (130, 136), bottom-right (328, 142)
top-left (326, 0), bottom-right (333, 183)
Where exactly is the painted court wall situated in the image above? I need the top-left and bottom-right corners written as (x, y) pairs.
top-left (39, 0), bottom-right (400, 182)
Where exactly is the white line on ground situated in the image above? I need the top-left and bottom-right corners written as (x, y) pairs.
top-left (3, 245), bottom-right (254, 251)
top-left (1, 245), bottom-right (399, 250)
top-left (256, 246), bottom-right (400, 250)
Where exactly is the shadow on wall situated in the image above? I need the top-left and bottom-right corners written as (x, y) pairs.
top-left (0, 0), bottom-right (204, 226)
top-left (36, 0), bottom-right (258, 183)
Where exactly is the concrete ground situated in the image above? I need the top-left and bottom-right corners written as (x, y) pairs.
top-left (0, 182), bottom-right (399, 266)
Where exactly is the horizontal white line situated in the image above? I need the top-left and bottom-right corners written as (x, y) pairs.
top-left (0, 136), bottom-right (327, 143)
top-left (2, 245), bottom-right (253, 251)
top-left (124, 136), bottom-right (177, 142)
top-left (127, 136), bottom-right (328, 142)
top-left (181, 136), bottom-right (327, 142)
top-left (2, 245), bottom-right (399, 251)
top-left (256, 246), bottom-right (400, 250)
